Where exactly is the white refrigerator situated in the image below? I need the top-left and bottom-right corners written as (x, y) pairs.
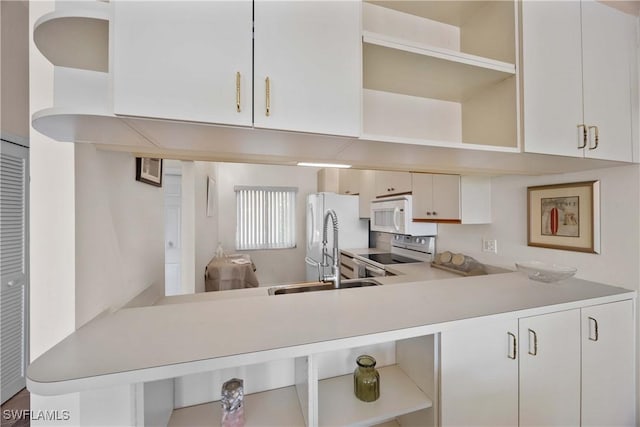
top-left (306, 192), bottom-right (369, 282)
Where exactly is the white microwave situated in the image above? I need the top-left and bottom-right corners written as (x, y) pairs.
top-left (370, 195), bottom-right (437, 236)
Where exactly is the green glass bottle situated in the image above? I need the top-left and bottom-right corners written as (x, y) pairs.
top-left (353, 355), bottom-right (380, 402)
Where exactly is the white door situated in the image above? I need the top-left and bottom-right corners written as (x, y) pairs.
top-left (411, 173), bottom-right (434, 220)
top-left (0, 140), bottom-right (28, 403)
top-left (440, 317), bottom-right (519, 426)
top-left (522, 1), bottom-right (584, 158)
top-left (582, 300), bottom-right (635, 426)
top-left (113, 1), bottom-right (253, 126)
top-left (164, 173), bottom-right (182, 296)
top-left (519, 309), bottom-right (581, 427)
top-left (253, 0), bottom-right (361, 136)
top-left (582, 0), bottom-right (637, 162)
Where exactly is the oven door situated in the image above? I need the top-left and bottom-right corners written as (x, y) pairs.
top-left (370, 199), bottom-right (406, 234)
top-left (353, 259), bottom-right (390, 278)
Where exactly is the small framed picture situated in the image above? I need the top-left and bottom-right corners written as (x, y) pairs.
top-left (527, 181), bottom-right (600, 253)
top-left (135, 157), bottom-right (163, 187)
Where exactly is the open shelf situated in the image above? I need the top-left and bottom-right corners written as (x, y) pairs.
top-left (33, 2), bottom-right (109, 72)
top-left (367, 0), bottom-right (491, 28)
top-left (168, 386), bottom-right (305, 427)
top-left (318, 365), bottom-right (433, 427)
top-left (363, 32), bottom-right (515, 103)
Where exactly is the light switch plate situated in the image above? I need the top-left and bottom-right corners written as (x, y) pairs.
top-left (482, 239), bottom-right (497, 254)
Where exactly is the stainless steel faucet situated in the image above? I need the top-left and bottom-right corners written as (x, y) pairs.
top-left (322, 209), bottom-right (341, 289)
top-left (304, 209), bottom-right (341, 288)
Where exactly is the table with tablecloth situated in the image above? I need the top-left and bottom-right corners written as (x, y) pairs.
top-left (204, 256), bottom-right (259, 291)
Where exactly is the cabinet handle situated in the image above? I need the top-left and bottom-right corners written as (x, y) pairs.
top-left (588, 125), bottom-right (599, 150)
top-left (588, 316), bottom-right (599, 341)
top-left (236, 72), bottom-right (241, 113)
top-left (426, 212), bottom-right (432, 216)
top-left (577, 124), bottom-right (587, 149)
top-left (432, 211), bottom-right (437, 216)
top-left (528, 328), bottom-right (538, 356)
top-left (265, 77), bottom-right (271, 117)
top-left (507, 332), bottom-right (517, 360)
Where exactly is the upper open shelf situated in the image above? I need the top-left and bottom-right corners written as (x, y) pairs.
top-left (363, 31), bottom-right (515, 102)
top-left (33, 2), bottom-right (110, 72)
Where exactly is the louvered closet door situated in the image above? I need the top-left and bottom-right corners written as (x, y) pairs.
top-left (0, 140), bottom-right (28, 404)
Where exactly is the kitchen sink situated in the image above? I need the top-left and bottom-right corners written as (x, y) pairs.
top-left (268, 278), bottom-right (382, 295)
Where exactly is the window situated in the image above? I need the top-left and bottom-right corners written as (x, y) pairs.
top-left (235, 186), bottom-right (297, 250)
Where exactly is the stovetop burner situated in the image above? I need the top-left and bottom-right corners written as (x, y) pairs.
top-left (358, 253), bottom-right (422, 265)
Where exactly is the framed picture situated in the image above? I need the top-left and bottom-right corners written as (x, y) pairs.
top-left (527, 181), bottom-right (600, 253)
top-left (135, 157), bottom-right (163, 187)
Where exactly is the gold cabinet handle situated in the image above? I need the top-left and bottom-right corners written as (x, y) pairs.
top-left (577, 124), bottom-right (587, 149)
top-left (507, 332), bottom-right (517, 360)
top-left (588, 316), bottom-right (599, 341)
top-left (265, 77), bottom-right (271, 117)
top-left (528, 328), bottom-right (538, 356)
top-left (588, 125), bottom-right (599, 150)
top-left (236, 72), bottom-right (241, 113)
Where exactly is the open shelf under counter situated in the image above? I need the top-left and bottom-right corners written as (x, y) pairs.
top-left (33, 1), bottom-right (110, 72)
top-left (318, 365), bottom-right (433, 427)
top-left (363, 31), bottom-right (515, 103)
top-left (168, 386), bottom-right (305, 427)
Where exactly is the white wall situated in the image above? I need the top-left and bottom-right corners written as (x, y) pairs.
top-left (194, 161), bottom-right (218, 293)
top-left (29, 0), bottom-right (76, 360)
top-left (74, 145), bottom-right (165, 328)
top-left (437, 165), bottom-right (640, 291)
top-left (216, 163), bottom-right (318, 285)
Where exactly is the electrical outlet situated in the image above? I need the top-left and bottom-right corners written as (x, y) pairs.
top-left (482, 239), bottom-right (498, 254)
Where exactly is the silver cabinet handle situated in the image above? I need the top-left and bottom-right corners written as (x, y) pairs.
top-left (577, 124), bottom-right (587, 149)
top-left (588, 125), bottom-right (599, 150)
top-left (507, 332), bottom-right (517, 360)
top-left (588, 316), bottom-right (599, 341)
top-left (528, 328), bottom-right (538, 356)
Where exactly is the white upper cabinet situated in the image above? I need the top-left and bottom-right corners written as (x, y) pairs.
top-left (581, 0), bottom-right (638, 162)
top-left (374, 171), bottom-right (412, 197)
top-left (253, 1), bottom-right (361, 137)
top-left (411, 173), bottom-right (491, 223)
top-left (113, 1), bottom-right (253, 127)
top-left (522, 0), bottom-right (638, 162)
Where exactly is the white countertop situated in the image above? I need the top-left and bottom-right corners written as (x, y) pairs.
top-left (27, 272), bottom-right (634, 396)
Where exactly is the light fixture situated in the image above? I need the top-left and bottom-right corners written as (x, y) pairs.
top-left (297, 162), bottom-right (352, 168)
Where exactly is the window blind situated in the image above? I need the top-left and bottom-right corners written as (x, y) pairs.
top-left (235, 186), bottom-right (297, 250)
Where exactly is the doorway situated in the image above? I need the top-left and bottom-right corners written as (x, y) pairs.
top-left (164, 168), bottom-right (182, 296)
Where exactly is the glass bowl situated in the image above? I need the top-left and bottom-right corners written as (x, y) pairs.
top-left (515, 261), bottom-right (577, 283)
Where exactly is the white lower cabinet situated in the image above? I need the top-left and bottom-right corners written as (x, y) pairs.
top-left (160, 301), bottom-right (633, 427)
top-left (441, 300), bottom-right (635, 427)
top-left (582, 300), bottom-right (635, 426)
top-left (519, 309), bottom-right (581, 427)
top-left (440, 317), bottom-right (518, 426)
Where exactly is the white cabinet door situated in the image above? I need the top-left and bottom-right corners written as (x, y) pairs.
top-left (522, 1), bottom-right (584, 158)
top-left (411, 173), bottom-right (434, 219)
top-left (432, 174), bottom-right (460, 220)
top-left (412, 173), bottom-right (461, 221)
top-left (113, 1), bottom-right (253, 126)
top-left (253, 1), bottom-right (361, 137)
top-left (582, 300), bottom-right (635, 426)
top-left (519, 309), bottom-right (581, 427)
top-left (375, 171), bottom-right (412, 198)
top-left (582, 0), bottom-right (637, 162)
top-left (440, 318), bottom-right (519, 427)
top-left (338, 169), bottom-right (361, 196)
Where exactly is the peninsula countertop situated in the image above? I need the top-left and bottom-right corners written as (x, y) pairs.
top-left (27, 272), bottom-right (634, 396)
